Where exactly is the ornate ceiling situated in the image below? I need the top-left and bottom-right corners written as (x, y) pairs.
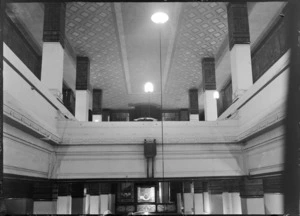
top-left (6, 2), bottom-right (286, 110)
top-left (65, 2), bottom-right (229, 109)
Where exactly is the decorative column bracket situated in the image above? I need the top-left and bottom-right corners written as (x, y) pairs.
top-left (189, 89), bottom-right (199, 115)
top-left (43, 3), bottom-right (66, 47)
top-left (227, 2), bottom-right (250, 50)
top-left (76, 57), bottom-right (90, 91)
top-left (202, 58), bottom-right (216, 91)
top-left (92, 89), bottom-right (102, 115)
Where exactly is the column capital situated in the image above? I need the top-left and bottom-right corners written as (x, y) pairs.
top-left (58, 183), bottom-right (72, 196)
top-left (223, 179), bottom-right (240, 193)
top-left (208, 180), bottom-right (224, 194)
top-left (263, 176), bottom-right (283, 194)
top-left (87, 183), bottom-right (100, 196)
top-left (93, 89), bottom-right (102, 115)
top-left (43, 3), bottom-right (66, 47)
top-left (33, 182), bottom-right (58, 201)
top-left (227, 2), bottom-right (250, 50)
top-left (183, 181), bottom-right (192, 193)
top-left (202, 58), bottom-right (216, 91)
top-left (71, 183), bottom-right (84, 198)
top-left (194, 181), bottom-right (204, 193)
top-left (240, 178), bottom-right (264, 198)
top-left (76, 56), bottom-right (90, 90)
top-left (189, 89), bottom-right (199, 115)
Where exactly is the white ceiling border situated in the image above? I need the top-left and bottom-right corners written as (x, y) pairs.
top-left (162, 3), bottom-right (182, 92)
top-left (114, 3), bottom-right (132, 94)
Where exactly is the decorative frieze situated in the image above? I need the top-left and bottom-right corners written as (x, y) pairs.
top-left (43, 3), bottom-right (66, 47)
top-left (227, 2), bottom-right (250, 50)
top-left (4, 15), bottom-right (41, 79)
top-left (76, 57), bottom-right (90, 90)
top-left (252, 12), bottom-right (288, 82)
top-left (202, 58), bottom-right (216, 91)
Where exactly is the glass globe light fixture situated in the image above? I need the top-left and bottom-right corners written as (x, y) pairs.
top-left (213, 90), bottom-right (220, 99)
top-left (144, 82), bottom-right (154, 93)
top-left (151, 12), bottom-right (169, 24)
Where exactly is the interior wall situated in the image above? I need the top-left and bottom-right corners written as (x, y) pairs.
top-left (54, 141), bottom-right (243, 179)
top-left (5, 198), bottom-right (33, 214)
top-left (3, 123), bottom-right (53, 178)
top-left (3, 43), bottom-right (75, 138)
top-left (63, 50), bottom-right (76, 92)
top-left (33, 201), bottom-right (57, 214)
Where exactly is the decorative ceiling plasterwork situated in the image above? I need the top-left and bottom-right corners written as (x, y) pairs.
top-left (163, 2), bottom-right (228, 109)
top-left (6, 2), bottom-right (286, 110)
top-left (65, 2), bottom-right (129, 109)
top-left (65, 2), bottom-right (228, 109)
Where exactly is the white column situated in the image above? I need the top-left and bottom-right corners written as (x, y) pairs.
top-left (203, 192), bottom-right (211, 214)
top-left (33, 200), bottom-right (57, 214)
top-left (41, 42), bottom-right (64, 100)
top-left (84, 194), bottom-right (90, 214)
top-left (204, 90), bottom-right (218, 121)
top-left (183, 193), bottom-right (194, 214)
top-left (222, 192), bottom-right (242, 214)
top-left (89, 195), bottom-right (100, 214)
top-left (222, 192), bottom-right (232, 214)
top-left (241, 197), bottom-right (265, 214)
top-left (189, 114), bottom-right (199, 121)
top-left (71, 197), bottom-right (85, 214)
top-left (92, 114), bottom-right (102, 122)
top-left (231, 192), bottom-right (242, 214)
top-left (210, 193), bottom-right (223, 214)
top-left (108, 194), bottom-right (115, 214)
top-left (100, 194), bottom-right (109, 214)
top-left (57, 196), bottom-right (72, 214)
top-left (75, 90), bottom-right (90, 121)
top-left (264, 193), bottom-right (283, 214)
top-left (177, 193), bottom-right (183, 213)
top-left (230, 44), bottom-right (253, 101)
top-left (194, 193), bottom-right (205, 214)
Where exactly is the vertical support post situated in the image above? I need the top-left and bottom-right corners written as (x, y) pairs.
top-left (75, 57), bottom-right (91, 121)
top-left (284, 0), bottom-right (300, 214)
top-left (92, 89), bottom-right (102, 122)
top-left (227, 3), bottom-right (253, 101)
top-left (202, 58), bottom-right (218, 121)
top-left (0, 0), bottom-right (5, 213)
top-left (240, 178), bottom-right (264, 214)
top-left (188, 89), bottom-right (199, 121)
top-left (41, 3), bottom-right (66, 101)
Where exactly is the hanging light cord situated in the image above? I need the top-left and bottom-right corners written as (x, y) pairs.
top-left (159, 26), bottom-right (165, 183)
